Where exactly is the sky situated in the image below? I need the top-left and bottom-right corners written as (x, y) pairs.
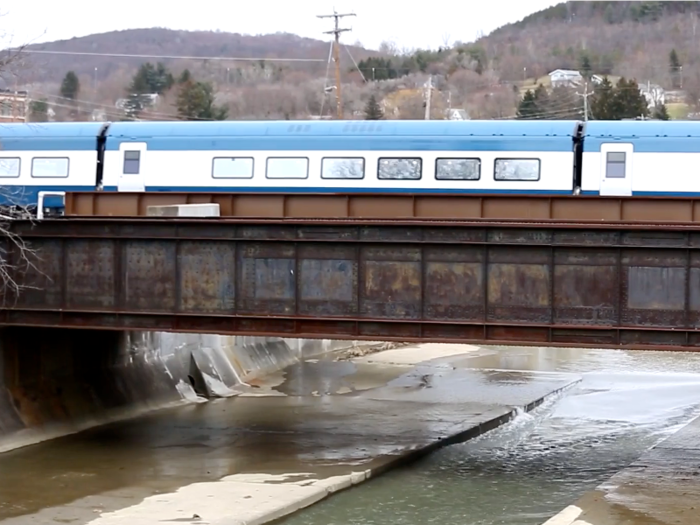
top-left (2, 0), bottom-right (561, 52)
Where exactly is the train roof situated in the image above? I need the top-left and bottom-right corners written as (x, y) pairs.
top-left (584, 121), bottom-right (700, 153)
top-left (584, 120), bottom-right (700, 138)
top-left (0, 122), bottom-right (106, 151)
top-left (0, 122), bottom-right (106, 138)
top-left (106, 120), bottom-right (582, 138)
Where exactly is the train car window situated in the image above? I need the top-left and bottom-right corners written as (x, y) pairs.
top-left (266, 157), bottom-right (309, 179)
top-left (321, 158), bottom-right (365, 179)
top-left (123, 151), bottom-right (141, 175)
top-left (436, 158), bottom-right (480, 180)
top-left (377, 158), bottom-right (422, 180)
top-left (494, 158), bottom-right (540, 181)
top-left (212, 157), bottom-right (254, 179)
top-left (606, 152), bottom-right (626, 178)
top-left (0, 158), bottom-right (20, 178)
top-left (31, 157), bottom-right (69, 178)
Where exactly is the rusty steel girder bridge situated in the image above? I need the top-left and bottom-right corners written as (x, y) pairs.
top-left (3, 211), bottom-right (700, 351)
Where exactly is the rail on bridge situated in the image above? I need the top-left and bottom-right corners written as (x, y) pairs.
top-left (3, 192), bottom-right (700, 351)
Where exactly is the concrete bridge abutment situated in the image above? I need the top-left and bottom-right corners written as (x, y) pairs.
top-left (0, 326), bottom-right (369, 454)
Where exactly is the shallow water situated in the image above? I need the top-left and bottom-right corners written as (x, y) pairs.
top-left (279, 347), bottom-right (700, 525)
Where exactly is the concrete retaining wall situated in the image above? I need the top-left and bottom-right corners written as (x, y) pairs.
top-left (0, 327), bottom-right (366, 453)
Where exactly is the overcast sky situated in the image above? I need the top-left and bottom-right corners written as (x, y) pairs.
top-left (3, 0), bottom-right (560, 51)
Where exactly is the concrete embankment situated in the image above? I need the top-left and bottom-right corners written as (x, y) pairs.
top-left (0, 326), bottom-right (378, 453)
top-left (542, 413), bottom-right (700, 525)
top-left (0, 343), bottom-right (581, 525)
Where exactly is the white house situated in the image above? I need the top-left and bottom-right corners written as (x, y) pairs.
top-left (548, 69), bottom-right (603, 88)
top-left (640, 83), bottom-right (665, 108)
top-left (548, 69), bottom-right (583, 88)
top-left (445, 108), bottom-right (470, 120)
top-left (116, 93), bottom-right (160, 110)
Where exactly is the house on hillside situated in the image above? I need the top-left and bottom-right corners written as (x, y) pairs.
top-left (665, 90), bottom-right (686, 103)
top-left (548, 69), bottom-right (603, 88)
top-left (446, 108), bottom-right (470, 120)
top-left (116, 93), bottom-right (160, 111)
top-left (549, 69), bottom-right (582, 87)
top-left (640, 83), bottom-right (665, 108)
top-left (0, 89), bottom-right (28, 122)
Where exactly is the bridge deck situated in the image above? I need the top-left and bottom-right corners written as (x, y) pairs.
top-left (65, 192), bottom-right (700, 223)
top-left (3, 217), bottom-right (700, 351)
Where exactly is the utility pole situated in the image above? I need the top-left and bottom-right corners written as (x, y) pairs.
top-left (577, 81), bottom-right (593, 121)
top-left (318, 9), bottom-right (355, 120)
top-left (424, 76), bottom-right (432, 120)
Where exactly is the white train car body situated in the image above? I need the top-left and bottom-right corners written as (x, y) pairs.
top-left (101, 120), bottom-right (581, 196)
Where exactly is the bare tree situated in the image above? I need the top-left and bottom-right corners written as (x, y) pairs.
top-left (0, 24), bottom-right (44, 300)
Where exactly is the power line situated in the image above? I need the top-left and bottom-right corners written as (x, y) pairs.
top-left (317, 9), bottom-right (355, 119)
top-left (23, 49), bottom-right (325, 63)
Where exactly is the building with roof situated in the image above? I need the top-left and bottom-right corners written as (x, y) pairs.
top-left (0, 89), bottom-right (28, 122)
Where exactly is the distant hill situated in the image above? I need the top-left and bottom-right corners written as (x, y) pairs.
top-left (20, 28), bottom-right (375, 84)
top-left (475, 1), bottom-right (700, 86)
top-left (507, 1), bottom-right (698, 30)
top-left (15, 2), bottom-right (700, 121)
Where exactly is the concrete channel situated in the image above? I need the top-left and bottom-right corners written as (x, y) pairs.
top-left (0, 342), bottom-right (579, 525)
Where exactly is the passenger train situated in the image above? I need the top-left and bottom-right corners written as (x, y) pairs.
top-left (0, 119), bottom-right (697, 215)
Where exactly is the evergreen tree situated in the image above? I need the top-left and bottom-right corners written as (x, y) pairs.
top-left (669, 49), bottom-right (682, 89)
top-left (613, 77), bottom-right (649, 119)
top-left (517, 84), bottom-right (583, 120)
top-left (653, 103), bottom-right (670, 120)
top-left (357, 57), bottom-right (399, 81)
top-left (590, 76), bottom-right (616, 119)
top-left (129, 62), bottom-right (174, 95)
top-left (176, 79), bottom-right (228, 120)
top-left (547, 86), bottom-right (584, 120)
top-left (533, 84), bottom-right (549, 106)
top-left (590, 76), bottom-right (649, 120)
top-left (364, 94), bottom-right (384, 120)
top-left (29, 99), bottom-right (49, 122)
top-left (178, 69), bottom-right (192, 84)
top-left (516, 89), bottom-right (539, 119)
top-left (60, 71), bottom-right (80, 100)
top-left (579, 55), bottom-right (592, 79)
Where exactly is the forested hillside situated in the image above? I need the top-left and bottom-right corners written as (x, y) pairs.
top-left (17, 1), bottom-right (700, 121)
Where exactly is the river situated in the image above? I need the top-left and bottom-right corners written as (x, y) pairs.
top-left (278, 346), bottom-right (700, 525)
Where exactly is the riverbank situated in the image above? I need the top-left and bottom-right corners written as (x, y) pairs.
top-left (5, 343), bottom-right (582, 525)
top-left (542, 412), bottom-right (700, 525)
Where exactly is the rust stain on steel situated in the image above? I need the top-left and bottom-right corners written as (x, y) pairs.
top-left (66, 240), bottom-right (116, 309)
top-left (10, 219), bottom-right (700, 351)
top-left (179, 241), bottom-right (235, 314)
top-left (63, 191), bottom-right (700, 224)
top-left (362, 247), bottom-right (422, 319)
top-left (123, 241), bottom-right (177, 311)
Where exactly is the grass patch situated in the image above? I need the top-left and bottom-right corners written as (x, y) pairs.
top-left (666, 102), bottom-right (689, 119)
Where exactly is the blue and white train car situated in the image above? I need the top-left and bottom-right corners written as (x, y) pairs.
top-left (101, 120), bottom-right (583, 196)
top-left (13, 118), bottom-right (700, 215)
top-left (580, 121), bottom-right (700, 197)
top-left (0, 122), bottom-right (107, 212)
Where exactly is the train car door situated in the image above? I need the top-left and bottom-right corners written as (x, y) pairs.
top-left (117, 142), bottom-right (147, 192)
top-left (599, 143), bottom-right (633, 196)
